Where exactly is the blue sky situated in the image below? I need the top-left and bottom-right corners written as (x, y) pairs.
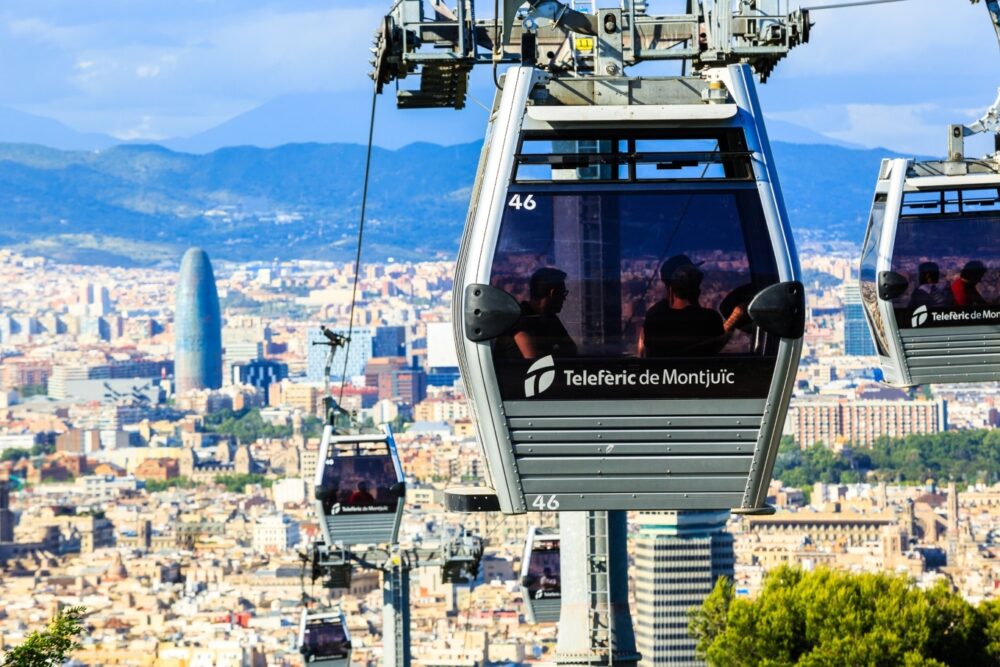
top-left (0, 0), bottom-right (996, 154)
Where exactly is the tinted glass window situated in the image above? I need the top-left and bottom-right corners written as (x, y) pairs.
top-left (303, 621), bottom-right (349, 659)
top-left (523, 538), bottom-right (561, 600)
top-left (890, 188), bottom-right (1000, 330)
top-left (860, 199), bottom-right (890, 354)
top-left (489, 186), bottom-right (780, 400)
top-left (319, 454), bottom-right (400, 515)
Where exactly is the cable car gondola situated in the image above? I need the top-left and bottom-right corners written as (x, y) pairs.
top-left (453, 64), bottom-right (805, 514)
top-left (520, 527), bottom-right (560, 623)
top-left (860, 97), bottom-right (1000, 386)
top-left (299, 608), bottom-right (351, 667)
top-left (314, 425), bottom-right (405, 547)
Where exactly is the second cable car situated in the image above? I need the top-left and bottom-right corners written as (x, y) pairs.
top-left (520, 527), bottom-right (561, 623)
top-left (453, 64), bottom-right (804, 514)
top-left (314, 425), bottom-right (406, 547)
top-left (299, 609), bottom-right (351, 667)
top-left (860, 104), bottom-right (1000, 386)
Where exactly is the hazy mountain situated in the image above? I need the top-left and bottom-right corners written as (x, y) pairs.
top-left (0, 139), bottom-right (894, 267)
top-left (0, 107), bottom-right (119, 151)
top-left (163, 91), bottom-right (491, 153)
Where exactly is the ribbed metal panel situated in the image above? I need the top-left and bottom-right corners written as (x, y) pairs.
top-left (525, 598), bottom-right (560, 624)
top-left (506, 399), bottom-right (764, 510)
top-left (900, 326), bottom-right (1000, 383)
top-left (323, 513), bottom-right (398, 547)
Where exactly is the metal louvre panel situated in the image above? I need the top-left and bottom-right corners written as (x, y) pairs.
top-left (526, 598), bottom-right (561, 623)
top-left (900, 327), bottom-right (1000, 382)
top-left (323, 513), bottom-right (398, 546)
top-left (509, 399), bottom-right (762, 509)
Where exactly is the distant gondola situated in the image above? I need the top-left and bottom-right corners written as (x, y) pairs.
top-left (453, 64), bottom-right (805, 514)
top-left (314, 425), bottom-right (405, 547)
top-left (299, 608), bottom-right (351, 667)
top-left (860, 105), bottom-right (1000, 386)
top-left (520, 527), bottom-right (561, 623)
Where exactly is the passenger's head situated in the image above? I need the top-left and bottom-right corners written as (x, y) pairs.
top-left (669, 264), bottom-right (704, 304)
top-left (529, 267), bottom-right (569, 314)
top-left (917, 262), bottom-right (940, 285)
top-left (659, 255), bottom-right (699, 287)
top-left (961, 261), bottom-right (987, 284)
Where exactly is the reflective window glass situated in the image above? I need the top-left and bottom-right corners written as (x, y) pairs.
top-left (319, 454), bottom-right (400, 515)
top-left (489, 185), bottom-right (781, 400)
top-left (890, 189), bottom-right (1000, 329)
top-left (859, 199), bottom-right (890, 354)
top-left (304, 621), bottom-right (349, 658)
top-left (524, 538), bottom-right (561, 600)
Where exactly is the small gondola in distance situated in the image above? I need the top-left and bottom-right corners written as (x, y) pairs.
top-left (520, 526), bottom-right (561, 623)
top-left (452, 64), bottom-right (805, 514)
top-left (314, 424), bottom-right (406, 547)
top-left (299, 608), bottom-right (351, 667)
top-left (860, 154), bottom-right (1000, 386)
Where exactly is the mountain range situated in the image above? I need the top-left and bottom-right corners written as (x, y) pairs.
top-left (0, 137), bottom-right (899, 267)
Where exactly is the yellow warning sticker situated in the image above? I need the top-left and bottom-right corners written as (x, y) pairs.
top-left (574, 37), bottom-right (595, 51)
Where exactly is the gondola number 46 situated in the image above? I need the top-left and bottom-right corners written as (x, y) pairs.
top-left (532, 494), bottom-right (560, 510)
top-left (508, 193), bottom-right (536, 210)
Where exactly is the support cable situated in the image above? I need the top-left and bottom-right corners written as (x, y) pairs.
top-left (802, 0), bottom-right (913, 10)
top-left (338, 84), bottom-right (379, 408)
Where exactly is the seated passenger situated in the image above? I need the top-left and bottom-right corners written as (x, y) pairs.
top-left (347, 481), bottom-right (375, 506)
top-left (494, 267), bottom-right (578, 359)
top-left (909, 261), bottom-right (953, 308)
top-left (639, 256), bottom-right (726, 357)
top-left (951, 261), bottom-right (988, 307)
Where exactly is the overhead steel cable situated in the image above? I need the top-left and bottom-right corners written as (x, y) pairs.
top-left (802, 0), bottom-right (913, 10)
top-left (338, 84), bottom-right (379, 409)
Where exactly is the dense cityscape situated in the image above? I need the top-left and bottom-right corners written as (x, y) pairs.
top-left (1, 240), bottom-right (1000, 666)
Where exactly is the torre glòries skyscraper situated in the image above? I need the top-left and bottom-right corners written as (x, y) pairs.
top-left (175, 247), bottom-right (222, 394)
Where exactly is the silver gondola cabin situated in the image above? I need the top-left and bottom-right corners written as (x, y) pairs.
top-left (299, 608), bottom-right (351, 667)
top-left (314, 425), bottom-right (406, 547)
top-left (520, 526), bottom-right (561, 623)
top-left (454, 64), bottom-right (805, 514)
top-left (859, 98), bottom-right (1000, 387)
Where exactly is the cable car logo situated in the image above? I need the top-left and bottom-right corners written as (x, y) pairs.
top-left (524, 356), bottom-right (556, 398)
top-left (912, 305), bottom-right (929, 327)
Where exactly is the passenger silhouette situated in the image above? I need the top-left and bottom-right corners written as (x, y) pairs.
top-left (909, 261), bottom-right (953, 308)
top-left (639, 255), bottom-right (726, 357)
top-left (495, 267), bottom-right (578, 359)
top-left (539, 566), bottom-right (559, 591)
top-left (951, 260), bottom-right (988, 307)
top-left (347, 481), bottom-right (375, 506)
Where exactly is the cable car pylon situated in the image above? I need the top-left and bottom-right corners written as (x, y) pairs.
top-left (302, 330), bottom-right (486, 667)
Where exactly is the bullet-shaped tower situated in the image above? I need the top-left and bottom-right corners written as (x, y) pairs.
top-left (174, 247), bottom-right (222, 394)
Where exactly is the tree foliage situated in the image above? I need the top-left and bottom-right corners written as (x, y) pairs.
top-left (203, 408), bottom-right (324, 444)
top-left (214, 473), bottom-right (272, 492)
top-left (2, 605), bottom-right (85, 667)
top-left (143, 477), bottom-right (196, 493)
top-left (690, 567), bottom-right (998, 667)
top-left (774, 429), bottom-right (1000, 489)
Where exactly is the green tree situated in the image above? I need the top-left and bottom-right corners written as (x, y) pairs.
top-left (144, 477), bottom-right (195, 493)
top-left (2, 605), bottom-right (86, 666)
top-left (214, 473), bottom-right (272, 492)
top-left (690, 567), bottom-right (989, 667)
top-left (0, 448), bottom-right (30, 463)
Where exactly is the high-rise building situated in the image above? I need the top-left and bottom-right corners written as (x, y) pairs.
top-left (634, 510), bottom-right (734, 667)
top-left (0, 481), bottom-right (13, 543)
top-left (234, 359), bottom-right (289, 401)
top-left (306, 327), bottom-right (373, 382)
top-left (374, 325), bottom-right (407, 358)
top-left (788, 396), bottom-right (947, 449)
top-left (843, 284), bottom-right (877, 356)
top-left (175, 248), bottom-right (223, 394)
